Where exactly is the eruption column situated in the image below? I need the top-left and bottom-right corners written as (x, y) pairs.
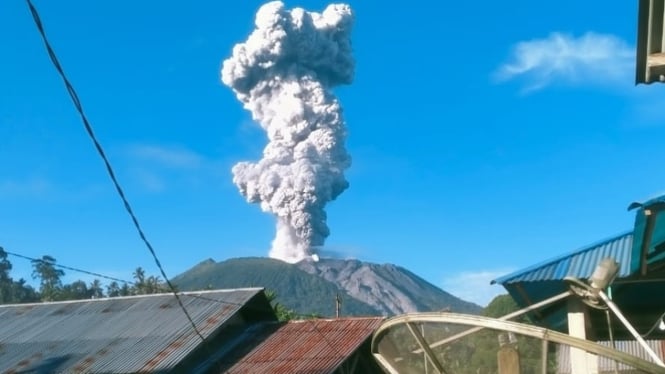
top-left (221, 1), bottom-right (354, 263)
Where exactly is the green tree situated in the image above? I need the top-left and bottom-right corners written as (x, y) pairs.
top-left (89, 279), bottom-right (104, 298)
top-left (132, 267), bottom-right (148, 294)
top-left (31, 255), bottom-right (65, 301)
top-left (0, 249), bottom-right (39, 304)
top-left (106, 281), bottom-right (121, 297)
top-left (144, 275), bottom-right (166, 294)
top-left (60, 280), bottom-right (89, 300)
top-left (10, 278), bottom-right (38, 303)
top-left (0, 248), bottom-right (13, 303)
top-left (448, 294), bottom-right (548, 374)
top-left (106, 281), bottom-right (133, 297)
top-left (119, 282), bottom-right (132, 296)
top-left (265, 289), bottom-right (298, 321)
top-left (133, 267), bottom-right (146, 285)
top-left (484, 294), bottom-right (523, 319)
top-left (131, 267), bottom-right (168, 295)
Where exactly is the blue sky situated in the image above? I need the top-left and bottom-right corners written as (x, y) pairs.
top-left (2, 0), bottom-right (665, 306)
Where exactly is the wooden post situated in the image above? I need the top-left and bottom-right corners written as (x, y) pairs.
top-left (497, 345), bottom-right (520, 374)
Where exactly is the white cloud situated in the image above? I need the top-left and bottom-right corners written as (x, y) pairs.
top-left (495, 32), bottom-right (634, 91)
top-left (0, 177), bottom-right (51, 198)
top-left (127, 144), bottom-right (205, 169)
top-left (442, 268), bottom-right (514, 307)
top-left (131, 169), bottom-right (167, 193)
top-left (122, 143), bottom-right (225, 192)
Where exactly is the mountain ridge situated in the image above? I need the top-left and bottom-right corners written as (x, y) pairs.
top-left (173, 257), bottom-right (482, 317)
top-left (296, 258), bottom-right (481, 315)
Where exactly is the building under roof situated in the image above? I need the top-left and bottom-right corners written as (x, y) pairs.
top-left (0, 288), bottom-right (385, 374)
top-left (0, 288), bottom-right (276, 373)
top-left (492, 194), bottom-right (665, 341)
top-left (217, 317), bottom-right (385, 373)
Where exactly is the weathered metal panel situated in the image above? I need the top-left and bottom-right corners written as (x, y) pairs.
top-left (218, 317), bottom-right (384, 373)
top-left (0, 288), bottom-right (265, 373)
top-left (557, 340), bottom-right (665, 373)
top-left (493, 231), bottom-right (634, 285)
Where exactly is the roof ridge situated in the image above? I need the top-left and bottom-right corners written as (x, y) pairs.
top-left (0, 287), bottom-right (265, 308)
top-left (287, 316), bottom-right (385, 323)
top-left (492, 230), bottom-right (633, 285)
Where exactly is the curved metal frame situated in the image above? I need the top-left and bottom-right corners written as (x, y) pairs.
top-left (371, 312), bottom-right (665, 374)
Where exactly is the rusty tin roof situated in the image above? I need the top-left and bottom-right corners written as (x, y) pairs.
top-left (217, 317), bottom-right (384, 374)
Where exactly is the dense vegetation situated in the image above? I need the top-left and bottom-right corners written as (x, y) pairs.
top-left (382, 294), bottom-right (551, 373)
top-left (172, 257), bottom-right (380, 317)
top-left (0, 247), bottom-right (168, 303)
top-left (454, 294), bottom-right (546, 373)
top-left (0, 249), bottom-right (488, 326)
top-left (0, 249), bottom-right (312, 321)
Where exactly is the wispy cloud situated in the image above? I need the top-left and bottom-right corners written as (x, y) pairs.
top-left (495, 32), bottom-right (634, 92)
top-left (0, 177), bottom-right (52, 198)
top-left (127, 144), bottom-right (205, 169)
top-left (131, 169), bottom-right (168, 193)
top-left (122, 143), bottom-right (224, 192)
top-left (442, 268), bottom-right (514, 307)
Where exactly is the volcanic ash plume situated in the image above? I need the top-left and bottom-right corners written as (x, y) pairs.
top-left (221, 1), bottom-right (354, 263)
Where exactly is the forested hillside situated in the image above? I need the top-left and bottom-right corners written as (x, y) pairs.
top-left (172, 257), bottom-right (379, 317)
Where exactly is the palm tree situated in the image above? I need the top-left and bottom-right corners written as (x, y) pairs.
top-left (31, 255), bottom-right (64, 301)
top-left (89, 279), bottom-right (104, 298)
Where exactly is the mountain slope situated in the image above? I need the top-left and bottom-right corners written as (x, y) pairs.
top-left (297, 258), bottom-right (481, 315)
top-left (173, 257), bottom-right (482, 317)
top-left (172, 257), bottom-right (378, 317)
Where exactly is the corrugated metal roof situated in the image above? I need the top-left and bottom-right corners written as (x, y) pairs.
top-left (493, 231), bottom-right (634, 285)
top-left (629, 193), bottom-right (665, 210)
top-left (0, 288), bottom-right (267, 373)
top-left (556, 340), bottom-right (665, 372)
top-left (217, 317), bottom-right (384, 374)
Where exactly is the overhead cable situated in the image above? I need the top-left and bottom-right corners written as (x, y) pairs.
top-left (25, 0), bottom-right (206, 344)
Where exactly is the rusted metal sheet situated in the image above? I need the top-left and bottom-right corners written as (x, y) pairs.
top-left (218, 317), bottom-right (384, 374)
top-left (0, 288), bottom-right (267, 373)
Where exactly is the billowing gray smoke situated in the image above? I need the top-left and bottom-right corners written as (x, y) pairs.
top-left (221, 1), bottom-right (354, 263)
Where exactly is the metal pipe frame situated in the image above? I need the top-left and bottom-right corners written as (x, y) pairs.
top-left (371, 313), bottom-right (665, 374)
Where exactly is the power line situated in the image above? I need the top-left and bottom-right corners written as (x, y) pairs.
top-left (2, 246), bottom-right (250, 307)
top-left (22, 1), bottom-right (345, 361)
top-left (4, 245), bottom-right (344, 357)
top-left (3, 247), bottom-right (320, 318)
top-left (3, 249), bottom-right (131, 285)
top-left (25, 0), bottom-right (206, 344)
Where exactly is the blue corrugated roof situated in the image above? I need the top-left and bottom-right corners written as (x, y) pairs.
top-left (493, 231), bottom-right (634, 285)
top-left (628, 193), bottom-right (665, 210)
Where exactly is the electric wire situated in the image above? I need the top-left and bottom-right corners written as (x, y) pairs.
top-left (25, 0), bottom-right (206, 344)
top-left (3, 248), bottom-right (131, 286)
top-left (2, 246), bottom-right (256, 310)
top-left (641, 310), bottom-right (665, 338)
top-left (4, 246), bottom-right (346, 358)
top-left (3, 247), bottom-right (315, 315)
top-left (23, 1), bottom-right (347, 360)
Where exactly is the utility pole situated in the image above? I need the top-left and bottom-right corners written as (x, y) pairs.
top-left (335, 293), bottom-right (341, 318)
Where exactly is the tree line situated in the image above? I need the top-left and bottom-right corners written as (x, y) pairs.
top-left (0, 247), bottom-right (168, 304)
top-left (0, 248), bottom-right (305, 322)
